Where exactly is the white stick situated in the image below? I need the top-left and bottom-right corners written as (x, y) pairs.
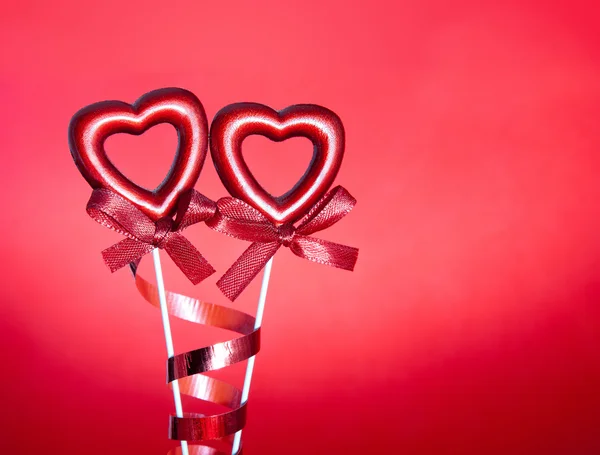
top-left (231, 257), bottom-right (274, 455)
top-left (152, 248), bottom-right (189, 455)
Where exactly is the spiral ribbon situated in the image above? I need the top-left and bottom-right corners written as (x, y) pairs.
top-left (130, 261), bottom-right (259, 455)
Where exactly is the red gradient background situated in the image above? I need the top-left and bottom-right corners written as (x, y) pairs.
top-left (1, 1), bottom-right (600, 454)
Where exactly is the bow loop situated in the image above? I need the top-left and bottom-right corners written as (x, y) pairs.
top-left (174, 190), bottom-right (218, 231)
top-left (207, 198), bottom-right (279, 243)
top-left (87, 188), bottom-right (216, 284)
top-left (86, 188), bottom-right (155, 242)
top-left (296, 186), bottom-right (356, 235)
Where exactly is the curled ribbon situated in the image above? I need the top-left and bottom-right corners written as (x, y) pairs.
top-left (130, 261), bottom-right (258, 455)
top-left (86, 188), bottom-right (216, 284)
top-left (207, 185), bottom-right (359, 301)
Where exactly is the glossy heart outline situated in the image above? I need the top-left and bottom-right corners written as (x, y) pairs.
top-left (69, 87), bottom-right (208, 220)
top-left (209, 102), bottom-right (345, 225)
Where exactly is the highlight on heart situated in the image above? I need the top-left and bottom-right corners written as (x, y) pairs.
top-left (68, 87), bottom-right (359, 455)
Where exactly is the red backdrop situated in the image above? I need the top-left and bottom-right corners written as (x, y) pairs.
top-left (1, 1), bottom-right (600, 454)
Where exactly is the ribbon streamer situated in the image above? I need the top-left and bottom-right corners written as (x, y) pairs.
top-left (87, 188), bottom-right (216, 284)
top-left (131, 260), bottom-right (258, 455)
top-left (207, 186), bottom-right (359, 301)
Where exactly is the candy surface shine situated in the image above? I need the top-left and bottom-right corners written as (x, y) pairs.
top-left (69, 87), bottom-right (208, 221)
top-left (210, 103), bottom-right (345, 225)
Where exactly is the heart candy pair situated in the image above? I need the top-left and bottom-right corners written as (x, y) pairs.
top-left (69, 87), bottom-right (358, 300)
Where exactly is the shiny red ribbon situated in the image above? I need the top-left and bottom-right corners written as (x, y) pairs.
top-left (131, 262), bottom-right (257, 454)
top-left (207, 185), bottom-right (359, 301)
top-left (86, 188), bottom-right (216, 284)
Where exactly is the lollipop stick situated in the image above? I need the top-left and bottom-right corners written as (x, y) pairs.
top-left (152, 248), bottom-right (190, 455)
top-left (231, 257), bottom-right (274, 454)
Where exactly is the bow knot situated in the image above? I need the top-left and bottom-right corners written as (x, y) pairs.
top-left (207, 186), bottom-right (359, 301)
top-left (153, 217), bottom-right (174, 248)
top-left (86, 188), bottom-right (216, 284)
top-left (277, 224), bottom-right (296, 247)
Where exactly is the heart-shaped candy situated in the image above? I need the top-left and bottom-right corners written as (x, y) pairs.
top-left (209, 103), bottom-right (345, 225)
top-left (69, 87), bottom-right (208, 220)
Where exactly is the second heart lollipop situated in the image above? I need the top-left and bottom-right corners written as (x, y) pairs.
top-left (208, 101), bottom-right (359, 454)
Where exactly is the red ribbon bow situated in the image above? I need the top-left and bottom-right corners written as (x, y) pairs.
top-left (207, 186), bottom-right (359, 301)
top-left (86, 188), bottom-right (217, 284)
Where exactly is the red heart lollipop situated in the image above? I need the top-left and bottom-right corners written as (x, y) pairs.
top-left (69, 87), bottom-right (208, 220)
top-left (209, 103), bottom-right (345, 225)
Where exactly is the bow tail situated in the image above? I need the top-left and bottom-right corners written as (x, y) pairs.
top-left (218, 242), bottom-right (281, 301)
top-left (291, 236), bottom-right (359, 271)
top-left (164, 233), bottom-right (216, 285)
top-left (102, 238), bottom-right (154, 273)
